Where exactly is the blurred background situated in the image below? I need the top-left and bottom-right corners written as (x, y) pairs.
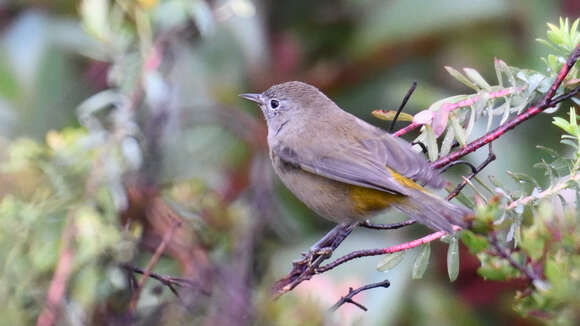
top-left (0, 0), bottom-right (579, 325)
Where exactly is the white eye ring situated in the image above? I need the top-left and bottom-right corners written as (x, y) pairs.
top-left (269, 99), bottom-right (280, 109)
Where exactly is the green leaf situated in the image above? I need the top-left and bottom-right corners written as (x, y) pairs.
top-left (506, 170), bottom-right (539, 187)
top-left (412, 243), bottom-right (431, 279)
top-left (477, 253), bottom-right (519, 281)
top-left (536, 38), bottom-right (559, 52)
top-left (424, 125), bottom-right (439, 162)
top-left (377, 251), bottom-right (405, 272)
top-left (461, 230), bottom-right (489, 254)
top-left (440, 126), bottom-right (455, 156)
top-left (463, 68), bottom-right (491, 91)
top-left (447, 237), bottom-right (460, 282)
top-left (449, 114), bottom-right (467, 146)
top-left (444, 66), bottom-right (478, 91)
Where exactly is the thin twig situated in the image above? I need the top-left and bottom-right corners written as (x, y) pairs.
top-left (489, 235), bottom-right (541, 282)
top-left (129, 219), bottom-right (182, 311)
top-left (446, 143), bottom-right (496, 201)
top-left (439, 160), bottom-right (478, 174)
top-left (122, 264), bottom-right (210, 297)
top-left (36, 221), bottom-right (75, 326)
top-left (393, 122), bottom-right (421, 137)
top-left (330, 279), bottom-right (390, 311)
top-left (390, 81), bottom-right (417, 131)
top-left (411, 141), bottom-right (428, 153)
top-left (316, 229), bottom-right (456, 274)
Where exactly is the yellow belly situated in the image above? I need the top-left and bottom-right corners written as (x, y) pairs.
top-left (349, 186), bottom-right (402, 214)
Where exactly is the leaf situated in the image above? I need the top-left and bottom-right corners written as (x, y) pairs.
top-left (461, 230), bottom-right (489, 254)
top-left (440, 126), bottom-right (455, 156)
top-left (372, 110), bottom-right (414, 122)
top-left (412, 243), bottom-right (431, 279)
top-left (377, 251), bottom-right (405, 272)
top-left (447, 237), bottom-right (460, 282)
top-left (494, 58), bottom-right (517, 89)
top-left (464, 105), bottom-right (477, 140)
top-left (536, 38), bottom-right (558, 51)
top-left (463, 68), bottom-right (491, 91)
top-left (444, 66), bottom-right (478, 91)
top-left (488, 175), bottom-right (506, 189)
top-left (506, 170), bottom-right (539, 187)
top-left (449, 114), bottom-right (466, 146)
top-left (424, 125), bottom-right (438, 162)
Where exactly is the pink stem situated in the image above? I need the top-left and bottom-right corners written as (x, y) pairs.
top-left (383, 230), bottom-right (446, 254)
top-left (393, 86), bottom-right (524, 137)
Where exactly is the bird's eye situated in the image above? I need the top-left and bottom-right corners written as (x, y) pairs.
top-left (270, 99), bottom-right (280, 109)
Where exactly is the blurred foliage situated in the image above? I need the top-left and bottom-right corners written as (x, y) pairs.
top-left (0, 0), bottom-right (579, 325)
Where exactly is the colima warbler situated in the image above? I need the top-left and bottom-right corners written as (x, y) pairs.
top-left (240, 81), bottom-right (470, 233)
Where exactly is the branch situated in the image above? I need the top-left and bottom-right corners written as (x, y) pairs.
top-left (446, 143), bottom-right (496, 201)
top-left (329, 279), bottom-right (390, 312)
top-left (272, 222), bottom-right (358, 296)
top-left (504, 165), bottom-right (580, 210)
top-left (316, 229), bottom-right (454, 274)
top-left (36, 221), bottom-right (75, 326)
top-left (129, 219), bottom-right (181, 311)
top-left (392, 86), bottom-right (525, 137)
top-left (390, 81), bottom-right (417, 132)
top-left (122, 264), bottom-right (210, 298)
top-left (432, 43), bottom-right (580, 169)
top-left (489, 235), bottom-right (542, 283)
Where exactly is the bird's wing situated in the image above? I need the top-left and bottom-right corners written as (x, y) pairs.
top-left (361, 130), bottom-right (445, 188)
top-left (273, 118), bottom-right (444, 193)
top-left (272, 140), bottom-right (410, 195)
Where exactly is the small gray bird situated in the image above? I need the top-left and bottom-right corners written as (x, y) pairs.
top-left (240, 81), bottom-right (470, 233)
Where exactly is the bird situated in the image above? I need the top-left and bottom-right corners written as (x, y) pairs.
top-left (240, 81), bottom-right (470, 233)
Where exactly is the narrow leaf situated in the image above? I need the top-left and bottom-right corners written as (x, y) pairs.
top-left (412, 244), bottom-right (431, 279)
top-left (447, 237), bottom-right (460, 282)
top-left (372, 110), bottom-right (414, 122)
top-left (424, 125), bottom-right (439, 162)
top-left (464, 68), bottom-right (491, 91)
top-left (449, 115), bottom-right (466, 146)
top-left (377, 251), bottom-right (405, 272)
top-left (444, 66), bottom-right (478, 90)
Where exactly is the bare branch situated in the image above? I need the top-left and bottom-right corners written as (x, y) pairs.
top-left (330, 279), bottom-right (390, 312)
top-left (129, 219), bottom-right (182, 311)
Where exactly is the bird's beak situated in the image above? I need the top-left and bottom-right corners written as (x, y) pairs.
top-left (239, 93), bottom-right (264, 105)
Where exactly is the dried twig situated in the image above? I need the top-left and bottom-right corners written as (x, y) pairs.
top-left (446, 143), bottom-right (496, 200)
top-left (390, 81), bottom-right (417, 132)
top-left (129, 219), bottom-right (182, 311)
top-left (122, 264), bottom-right (209, 298)
top-left (329, 279), bottom-right (390, 311)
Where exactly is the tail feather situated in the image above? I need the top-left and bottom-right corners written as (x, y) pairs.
top-left (392, 189), bottom-right (470, 234)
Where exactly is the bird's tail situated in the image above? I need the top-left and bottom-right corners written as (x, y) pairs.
top-left (391, 189), bottom-right (470, 234)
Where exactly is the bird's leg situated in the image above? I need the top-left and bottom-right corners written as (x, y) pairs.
top-left (312, 222), bottom-right (358, 252)
top-left (293, 222), bottom-right (358, 265)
